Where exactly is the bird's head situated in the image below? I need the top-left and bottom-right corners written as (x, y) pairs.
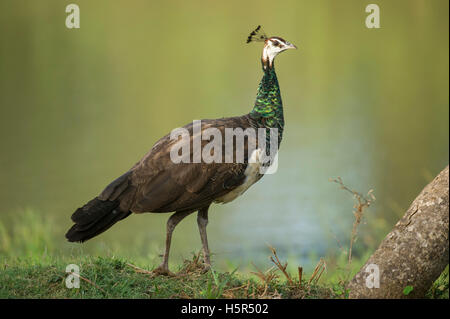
top-left (247, 26), bottom-right (297, 70)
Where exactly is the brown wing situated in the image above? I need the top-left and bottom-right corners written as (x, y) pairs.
top-left (101, 115), bottom-right (260, 213)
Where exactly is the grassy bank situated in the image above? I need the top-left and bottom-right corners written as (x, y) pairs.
top-left (1, 255), bottom-right (339, 299)
top-left (1, 255), bottom-right (448, 299)
top-left (0, 209), bottom-right (356, 299)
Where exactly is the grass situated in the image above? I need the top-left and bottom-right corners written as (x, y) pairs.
top-left (0, 254), bottom-right (338, 299)
top-left (0, 208), bottom-right (346, 299)
top-left (1, 250), bottom-right (447, 299)
top-left (426, 265), bottom-right (449, 299)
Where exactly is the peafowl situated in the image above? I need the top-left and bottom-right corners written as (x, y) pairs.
top-left (66, 26), bottom-right (296, 275)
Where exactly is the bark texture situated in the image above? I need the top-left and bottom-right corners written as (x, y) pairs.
top-left (348, 165), bottom-right (449, 298)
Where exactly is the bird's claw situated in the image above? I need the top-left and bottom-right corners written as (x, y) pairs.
top-left (151, 265), bottom-right (176, 277)
top-left (201, 263), bottom-right (211, 274)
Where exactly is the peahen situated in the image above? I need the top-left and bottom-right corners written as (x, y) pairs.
top-left (66, 26), bottom-right (296, 275)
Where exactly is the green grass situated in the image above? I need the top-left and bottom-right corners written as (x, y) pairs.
top-left (426, 265), bottom-right (449, 299)
top-left (0, 255), bottom-right (337, 299)
top-left (1, 254), bottom-right (447, 299)
top-left (0, 209), bottom-right (339, 299)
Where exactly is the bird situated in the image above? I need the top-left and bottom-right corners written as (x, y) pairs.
top-left (65, 26), bottom-right (297, 275)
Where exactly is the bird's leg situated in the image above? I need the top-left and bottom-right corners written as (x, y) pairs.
top-left (197, 206), bottom-right (211, 271)
top-left (153, 210), bottom-right (194, 276)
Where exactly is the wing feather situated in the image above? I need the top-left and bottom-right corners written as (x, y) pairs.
top-left (128, 115), bottom-right (259, 213)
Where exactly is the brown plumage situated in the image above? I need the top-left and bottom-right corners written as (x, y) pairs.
top-left (103, 115), bottom-right (259, 213)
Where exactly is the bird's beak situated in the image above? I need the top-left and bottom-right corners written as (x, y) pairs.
top-left (286, 43), bottom-right (297, 50)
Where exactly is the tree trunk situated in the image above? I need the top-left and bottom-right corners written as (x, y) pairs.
top-left (348, 165), bottom-right (449, 299)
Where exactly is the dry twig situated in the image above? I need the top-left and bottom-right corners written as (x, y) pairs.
top-left (330, 177), bottom-right (375, 264)
top-left (126, 263), bottom-right (153, 275)
top-left (68, 272), bottom-right (106, 293)
top-left (268, 245), bottom-right (294, 285)
top-left (308, 258), bottom-right (326, 285)
top-left (298, 266), bottom-right (303, 288)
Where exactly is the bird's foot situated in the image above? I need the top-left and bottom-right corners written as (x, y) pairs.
top-left (201, 262), bottom-right (211, 274)
top-left (151, 265), bottom-right (176, 277)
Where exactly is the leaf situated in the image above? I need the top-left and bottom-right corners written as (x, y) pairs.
top-left (403, 285), bottom-right (414, 295)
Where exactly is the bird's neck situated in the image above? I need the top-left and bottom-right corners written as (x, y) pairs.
top-left (250, 66), bottom-right (285, 141)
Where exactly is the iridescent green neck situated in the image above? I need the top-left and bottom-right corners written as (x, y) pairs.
top-left (250, 67), bottom-right (285, 141)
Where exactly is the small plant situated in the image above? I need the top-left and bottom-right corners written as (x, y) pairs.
top-left (251, 262), bottom-right (278, 287)
top-left (200, 267), bottom-right (238, 299)
top-left (329, 177), bottom-right (376, 290)
top-left (308, 258), bottom-right (327, 285)
top-left (268, 246), bottom-right (294, 285)
top-left (332, 283), bottom-right (349, 297)
top-left (427, 265), bottom-right (449, 299)
top-left (330, 177), bottom-right (376, 266)
top-left (403, 285), bottom-right (414, 296)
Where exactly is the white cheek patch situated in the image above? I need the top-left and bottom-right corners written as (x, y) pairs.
top-left (263, 44), bottom-right (283, 67)
top-left (266, 46), bottom-right (277, 59)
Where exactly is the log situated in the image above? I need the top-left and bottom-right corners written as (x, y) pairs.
top-left (348, 165), bottom-right (449, 298)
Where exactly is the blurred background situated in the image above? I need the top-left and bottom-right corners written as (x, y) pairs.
top-left (0, 0), bottom-right (448, 276)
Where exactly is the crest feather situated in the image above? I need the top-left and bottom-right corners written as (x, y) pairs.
top-left (246, 25), bottom-right (268, 43)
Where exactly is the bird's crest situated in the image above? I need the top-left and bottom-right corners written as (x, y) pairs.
top-left (246, 25), bottom-right (268, 43)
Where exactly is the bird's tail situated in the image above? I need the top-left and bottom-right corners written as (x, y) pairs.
top-left (66, 171), bottom-right (135, 242)
top-left (65, 197), bottom-right (132, 242)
